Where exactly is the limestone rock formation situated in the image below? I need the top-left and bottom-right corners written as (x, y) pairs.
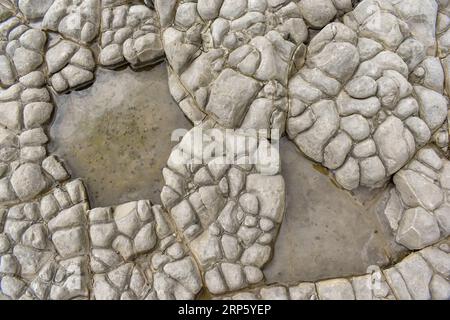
top-left (0, 0), bottom-right (449, 301)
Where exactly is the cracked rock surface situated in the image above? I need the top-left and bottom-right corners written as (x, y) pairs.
top-left (42, 0), bottom-right (100, 44)
top-left (89, 200), bottom-right (202, 300)
top-left (287, 1), bottom-right (449, 190)
top-left (383, 146), bottom-right (450, 250)
top-left (156, 0), bottom-right (353, 129)
top-left (0, 0), bottom-right (449, 300)
top-left (99, 1), bottom-right (164, 69)
top-left (156, 0), bottom-right (450, 191)
top-left (0, 180), bottom-right (90, 300)
top-left (218, 240), bottom-right (450, 300)
top-left (46, 38), bottom-right (96, 93)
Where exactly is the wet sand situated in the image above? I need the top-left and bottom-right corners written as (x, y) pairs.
top-left (263, 138), bottom-right (408, 283)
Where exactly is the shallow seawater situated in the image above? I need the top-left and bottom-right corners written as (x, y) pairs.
top-left (49, 63), bottom-right (192, 208)
top-left (263, 138), bottom-right (408, 283)
top-left (49, 63), bottom-right (408, 282)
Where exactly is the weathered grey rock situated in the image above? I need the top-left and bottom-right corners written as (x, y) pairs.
top-left (316, 279), bottom-right (355, 300)
top-left (393, 0), bottom-right (438, 55)
top-left (394, 98), bottom-right (419, 120)
top-left (163, 257), bottom-right (202, 294)
top-left (12, 47), bottom-right (43, 77)
top-left (170, 199), bottom-right (197, 233)
top-left (99, 44), bottom-right (123, 67)
top-left (246, 174), bottom-right (285, 223)
top-left (1, 0), bottom-right (449, 301)
top-left (396, 207), bottom-right (441, 250)
top-left (351, 275), bottom-right (375, 300)
top-left (405, 117), bottom-right (432, 147)
top-left (21, 224), bottom-right (47, 250)
top-left (99, 3), bottom-right (163, 69)
top-left (397, 37), bottom-right (426, 71)
top-left (340, 114), bottom-right (371, 142)
top-left (289, 283), bottom-right (317, 300)
top-left (283, 3), bottom-right (449, 191)
top-left (191, 232), bottom-right (222, 266)
top-left (352, 139), bottom-right (376, 158)
top-left (293, 100), bottom-right (339, 163)
top-left (10, 163), bottom-right (47, 200)
top-left (435, 205), bottom-right (450, 235)
top-left (417, 57), bottom-right (445, 93)
top-left (335, 157), bottom-right (360, 190)
top-left (440, 161), bottom-right (450, 189)
top-left (417, 148), bottom-right (443, 171)
top-left (357, 36), bottom-right (383, 60)
top-left (323, 132), bottom-right (352, 169)
top-left (43, 0), bottom-right (100, 43)
top-left (19, 0), bottom-right (55, 20)
top-left (228, 167), bottom-right (245, 198)
top-left (0, 178), bottom-right (15, 202)
top-left (197, 0), bottom-right (222, 21)
top-left (240, 243), bottom-right (271, 268)
top-left (373, 116), bottom-right (415, 175)
top-left (158, 0), bottom-right (351, 132)
top-left (384, 188), bottom-right (404, 231)
top-left (312, 43), bottom-right (359, 83)
top-left (113, 202), bottom-right (141, 238)
top-left (0, 101), bottom-right (20, 130)
top-left (396, 253), bottom-right (433, 300)
top-left (90, 223), bottom-right (116, 247)
top-left (46, 39), bottom-right (95, 93)
top-left (420, 246), bottom-right (450, 278)
top-left (336, 93), bottom-right (381, 117)
top-left (0, 181), bottom-right (91, 299)
top-left (414, 86), bottom-right (447, 131)
top-left (377, 71), bottom-right (412, 109)
top-left (88, 200), bottom-right (202, 300)
top-left (52, 226), bottom-right (88, 258)
top-left (384, 267), bottom-right (411, 300)
top-left (0, 234), bottom-right (10, 254)
top-left (0, 56), bottom-right (15, 87)
top-left (23, 102), bottom-right (53, 129)
top-left (217, 202), bottom-right (240, 234)
top-left (430, 274), bottom-right (450, 300)
top-left (206, 69), bottom-right (261, 128)
top-left (92, 275), bottom-right (119, 300)
top-left (260, 286), bottom-right (289, 300)
top-left (359, 156), bottom-right (386, 187)
top-left (220, 234), bottom-right (240, 261)
top-left (244, 265), bottom-right (263, 284)
top-left (12, 244), bottom-right (50, 275)
top-left (394, 170), bottom-right (444, 211)
top-left (0, 254), bottom-right (19, 274)
top-left (345, 76), bottom-right (377, 99)
top-left (238, 193), bottom-right (259, 215)
top-left (41, 156), bottom-right (66, 181)
top-left (205, 266), bottom-right (227, 295)
top-left (221, 263), bottom-right (246, 291)
top-left (134, 223), bottom-right (157, 254)
top-left (237, 226), bottom-right (260, 246)
top-left (0, 276), bottom-right (26, 299)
